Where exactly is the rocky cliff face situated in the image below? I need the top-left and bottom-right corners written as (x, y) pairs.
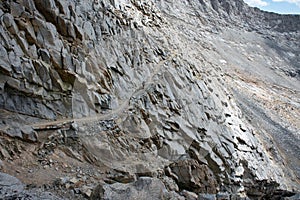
top-left (0, 0), bottom-right (299, 199)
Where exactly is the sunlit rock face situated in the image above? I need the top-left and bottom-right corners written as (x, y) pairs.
top-left (0, 0), bottom-right (299, 199)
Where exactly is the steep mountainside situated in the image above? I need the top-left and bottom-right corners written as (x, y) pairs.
top-left (0, 0), bottom-right (299, 199)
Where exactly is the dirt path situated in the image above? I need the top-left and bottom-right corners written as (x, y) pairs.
top-left (31, 52), bottom-right (176, 130)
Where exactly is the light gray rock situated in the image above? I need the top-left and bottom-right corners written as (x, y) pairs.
top-left (198, 194), bottom-right (216, 200)
top-left (216, 192), bottom-right (230, 200)
top-left (284, 193), bottom-right (300, 200)
top-left (0, 44), bottom-right (12, 75)
top-left (2, 13), bottom-right (19, 35)
top-left (91, 177), bottom-right (183, 200)
top-left (0, 172), bottom-right (24, 198)
top-left (0, 173), bottom-right (62, 199)
top-left (181, 190), bottom-right (198, 200)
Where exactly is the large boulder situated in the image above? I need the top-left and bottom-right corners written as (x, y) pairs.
top-left (90, 177), bottom-right (184, 200)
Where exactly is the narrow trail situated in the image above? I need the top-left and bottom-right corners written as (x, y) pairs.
top-left (31, 52), bottom-right (176, 130)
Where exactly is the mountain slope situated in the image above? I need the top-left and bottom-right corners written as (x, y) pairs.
top-left (0, 0), bottom-right (299, 199)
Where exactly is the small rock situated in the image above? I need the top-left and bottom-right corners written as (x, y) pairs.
top-left (234, 165), bottom-right (245, 177)
top-left (70, 177), bottom-right (80, 184)
top-left (81, 186), bottom-right (93, 198)
top-left (161, 176), bottom-right (179, 192)
top-left (69, 189), bottom-right (75, 197)
top-left (107, 170), bottom-right (136, 183)
top-left (181, 190), bottom-right (198, 200)
top-left (74, 188), bottom-right (81, 194)
top-left (71, 122), bottom-right (79, 131)
top-left (56, 177), bottom-right (70, 186)
top-left (65, 183), bottom-right (71, 189)
top-left (198, 194), bottom-right (216, 200)
top-left (43, 165), bottom-right (49, 169)
top-left (21, 126), bottom-right (38, 142)
top-left (216, 192), bottom-right (230, 200)
top-left (284, 193), bottom-right (300, 200)
top-left (0, 160), bottom-right (3, 168)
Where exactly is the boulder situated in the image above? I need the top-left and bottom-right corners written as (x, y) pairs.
top-left (91, 177), bottom-right (184, 200)
top-left (167, 159), bottom-right (218, 193)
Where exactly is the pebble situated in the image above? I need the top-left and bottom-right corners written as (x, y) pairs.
top-left (70, 177), bottom-right (79, 184)
top-left (74, 188), bottom-right (81, 194)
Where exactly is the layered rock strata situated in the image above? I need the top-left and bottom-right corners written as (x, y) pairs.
top-left (0, 0), bottom-right (299, 199)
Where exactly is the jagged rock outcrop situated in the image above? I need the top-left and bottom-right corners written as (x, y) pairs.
top-left (90, 177), bottom-right (185, 200)
top-left (0, 0), bottom-right (299, 199)
top-left (0, 172), bottom-right (61, 199)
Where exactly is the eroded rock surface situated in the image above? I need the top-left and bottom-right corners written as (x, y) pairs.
top-left (0, 0), bottom-right (299, 199)
top-left (0, 172), bottom-right (61, 199)
top-left (90, 177), bottom-right (184, 200)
